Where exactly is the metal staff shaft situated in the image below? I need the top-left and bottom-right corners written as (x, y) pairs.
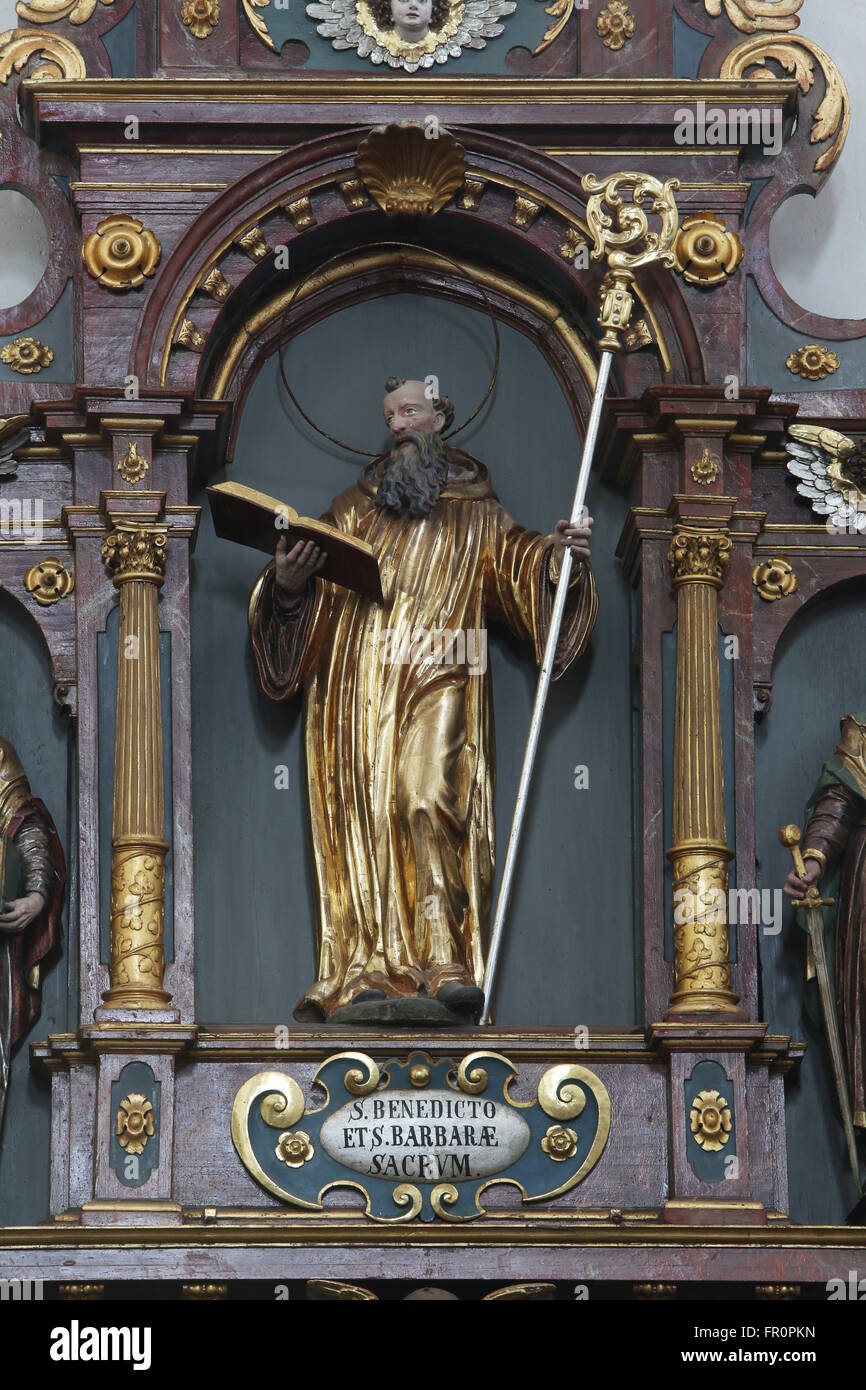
top-left (481, 349), bottom-right (613, 1023)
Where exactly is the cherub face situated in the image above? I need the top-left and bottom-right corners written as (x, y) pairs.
top-left (390, 0), bottom-right (433, 41)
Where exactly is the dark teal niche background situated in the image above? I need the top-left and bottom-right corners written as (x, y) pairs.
top-left (684, 1057), bottom-right (736, 1184)
top-left (756, 584), bottom-right (866, 1225)
top-left (110, 1059), bottom-right (161, 1187)
top-left (190, 293), bottom-right (635, 1026)
top-left (0, 590), bottom-right (70, 1225)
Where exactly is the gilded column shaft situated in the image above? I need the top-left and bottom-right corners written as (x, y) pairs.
top-left (101, 524), bottom-right (171, 1009)
top-left (666, 527), bottom-right (739, 1016)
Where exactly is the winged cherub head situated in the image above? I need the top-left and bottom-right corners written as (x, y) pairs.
top-left (369, 0), bottom-right (451, 41)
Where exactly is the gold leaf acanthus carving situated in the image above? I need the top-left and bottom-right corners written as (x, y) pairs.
top-left (693, 0), bottom-right (802, 34)
top-left (15, 0), bottom-right (113, 24)
top-left (532, 0), bottom-right (573, 55)
top-left (0, 26), bottom-right (86, 80)
top-left (720, 35), bottom-right (850, 173)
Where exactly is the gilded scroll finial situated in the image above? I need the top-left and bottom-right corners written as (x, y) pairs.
top-left (0, 27), bottom-right (86, 80)
top-left (581, 172), bottom-right (680, 351)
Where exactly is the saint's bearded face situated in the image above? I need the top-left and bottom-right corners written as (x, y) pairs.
top-left (377, 378), bottom-right (452, 517)
top-left (375, 429), bottom-right (449, 518)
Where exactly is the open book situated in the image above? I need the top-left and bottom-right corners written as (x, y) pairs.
top-left (207, 480), bottom-right (383, 603)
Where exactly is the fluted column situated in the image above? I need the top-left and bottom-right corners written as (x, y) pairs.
top-left (101, 521), bottom-right (172, 1009)
top-left (665, 522), bottom-right (740, 1017)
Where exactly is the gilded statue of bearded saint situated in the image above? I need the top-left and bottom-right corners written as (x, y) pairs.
top-left (249, 378), bottom-right (597, 1021)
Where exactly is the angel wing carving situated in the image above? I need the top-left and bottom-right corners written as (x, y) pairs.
top-left (784, 423), bottom-right (866, 534)
top-left (306, 0), bottom-right (516, 72)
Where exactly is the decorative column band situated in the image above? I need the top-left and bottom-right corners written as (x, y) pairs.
top-left (666, 526), bottom-right (740, 1016)
top-left (101, 523), bottom-right (172, 1009)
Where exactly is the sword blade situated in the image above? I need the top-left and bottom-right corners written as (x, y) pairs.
top-left (802, 897), bottom-right (862, 1193)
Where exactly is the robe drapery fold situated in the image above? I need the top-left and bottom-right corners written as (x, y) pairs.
top-left (250, 452), bottom-right (598, 1019)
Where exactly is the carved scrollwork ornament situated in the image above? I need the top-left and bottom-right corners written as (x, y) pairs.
top-left (356, 123), bottom-right (466, 219)
top-left (15, 0), bottom-right (114, 22)
top-left (687, 0), bottom-right (802, 33)
top-left (0, 26), bottom-right (86, 80)
top-left (720, 35), bottom-right (849, 174)
top-left (533, 0), bottom-right (573, 55)
top-left (306, 0), bottom-right (517, 73)
top-left (582, 172), bottom-right (681, 275)
top-left (83, 214), bottom-right (161, 290)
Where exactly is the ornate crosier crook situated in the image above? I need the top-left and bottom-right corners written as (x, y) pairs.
top-left (481, 172), bottom-right (681, 1024)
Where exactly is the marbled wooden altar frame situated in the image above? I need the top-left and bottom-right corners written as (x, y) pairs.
top-left (0, 0), bottom-right (865, 1289)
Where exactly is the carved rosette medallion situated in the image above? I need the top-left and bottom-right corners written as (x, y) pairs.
top-left (24, 556), bottom-right (74, 605)
top-left (596, 0), bottom-right (635, 50)
top-left (753, 556), bottom-right (797, 601)
top-left (181, 0), bottom-right (220, 38)
top-left (0, 336), bottom-right (53, 374)
top-left (786, 344), bottom-right (840, 381)
top-left (674, 213), bottom-right (743, 288)
top-left (689, 1089), bottom-right (732, 1151)
top-left (83, 214), bottom-right (161, 290)
top-left (115, 1093), bottom-right (155, 1155)
top-left (356, 124), bottom-right (466, 219)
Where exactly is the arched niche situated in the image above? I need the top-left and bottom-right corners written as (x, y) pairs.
top-left (188, 287), bottom-right (637, 1026)
top-left (755, 576), bottom-right (866, 1227)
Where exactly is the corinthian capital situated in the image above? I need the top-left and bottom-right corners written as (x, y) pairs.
top-left (102, 524), bottom-right (167, 584)
top-left (668, 530), bottom-right (732, 587)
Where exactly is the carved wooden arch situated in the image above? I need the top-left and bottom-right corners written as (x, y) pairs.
top-left (131, 126), bottom-right (705, 393)
top-left (0, 580), bottom-right (75, 716)
top-left (201, 246), bottom-right (602, 463)
top-left (754, 564), bottom-right (866, 716)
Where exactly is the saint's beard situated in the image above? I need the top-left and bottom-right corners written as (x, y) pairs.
top-left (375, 430), bottom-right (449, 518)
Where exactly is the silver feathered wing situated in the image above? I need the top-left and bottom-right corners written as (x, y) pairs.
top-left (785, 423), bottom-right (866, 535)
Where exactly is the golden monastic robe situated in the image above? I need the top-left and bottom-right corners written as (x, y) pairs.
top-left (249, 451), bottom-right (598, 1018)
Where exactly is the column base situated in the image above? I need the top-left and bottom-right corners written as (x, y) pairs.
top-left (80, 1201), bottom-right (184, 1227)
top-left (662, 1200), bottom-right (767, 1227)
